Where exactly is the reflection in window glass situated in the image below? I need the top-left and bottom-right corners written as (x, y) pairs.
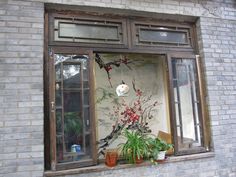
top-left (172, 58), bottom-right (202, 151)
top-left (54, 54), bottom-right (92, 163)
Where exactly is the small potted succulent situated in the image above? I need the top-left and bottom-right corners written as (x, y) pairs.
top-left (148, 137), bottom-right (173, 161)
top-left (119, 129), bottom-right (149, 164)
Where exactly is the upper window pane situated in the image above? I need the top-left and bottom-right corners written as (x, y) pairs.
top-left (54, 19), bottom-right (124, 44)
top-left (59, 23), bottom-right (119, 40)
top-left (134, 24), bottom-right (191, 47)
top-left (140, 29), bottom-right (188, 44)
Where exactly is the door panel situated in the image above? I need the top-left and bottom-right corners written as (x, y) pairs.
top-left (49, 50), bottom-right (96, 170)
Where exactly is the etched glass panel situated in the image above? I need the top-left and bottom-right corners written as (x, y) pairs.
top-left (54, 19), bottom-right (124, 44)
top-left (140, 29), bottom-right (187, 44)
top-left (59, 23), bottom-right (119, 40)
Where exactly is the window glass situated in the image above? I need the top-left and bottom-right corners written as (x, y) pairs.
top-left (94, 53), bottom-right (171, 157)
top-left (134, 24), bottom-right (191, 46)
top-left (54, 54), bottom-right (92, 163)
top-left (172, 58), bottom-right (202, 151)
top-left (54, 19), bottom-right (123, 44)
top-left (140, 29), bottom-right (187, 44)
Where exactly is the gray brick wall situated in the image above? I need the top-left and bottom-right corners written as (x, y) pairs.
top-left (0, 1), bottom-right (44, 177)
top-left (0, 0), bottom-right (236, 177)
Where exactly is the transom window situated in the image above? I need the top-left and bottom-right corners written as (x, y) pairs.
top-left (44, 9), bottom-right (211, 171)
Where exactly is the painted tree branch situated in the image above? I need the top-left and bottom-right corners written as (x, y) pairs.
top-left (95, 53), bottom-right (132, 87)
top-left (97, 90), bottom-right (159, 156)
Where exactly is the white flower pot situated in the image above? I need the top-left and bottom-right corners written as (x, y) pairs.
top-left (156, 151), bottom-right (166, 160)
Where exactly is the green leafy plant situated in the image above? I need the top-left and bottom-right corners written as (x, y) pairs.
top-left (119, 129), bottom-right (149, 164)
top-left (64, 112), bottom-right (82, 136)
top-left (148, 137), bottom-right (173, 159)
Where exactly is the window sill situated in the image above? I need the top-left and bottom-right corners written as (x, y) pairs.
top-left (44, 152), bottom-right (214, 177)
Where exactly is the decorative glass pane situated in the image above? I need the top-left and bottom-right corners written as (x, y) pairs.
top-left (172, 58), bottom-right (202, 151)
top-left (140, 29), bottom-right (187, 44)
top-left (59, 23), bottom-right (119, 40)
top-left (54, 19), bottom-right (124, 44)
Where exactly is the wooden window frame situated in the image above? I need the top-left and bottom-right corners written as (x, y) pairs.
top-left (45, 47), bottom-right (97, 171)
top-left (167, 52), bottom-right (211, 155)
top-left (48, 12), bottom-right (128, 49)
top-left (130, 20), bottom-right (196, 52)
top-left (44, 9), bottom-right (211, 171)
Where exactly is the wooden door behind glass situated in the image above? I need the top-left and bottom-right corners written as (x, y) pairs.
top-left (51, 52), bottom-right (96, 169)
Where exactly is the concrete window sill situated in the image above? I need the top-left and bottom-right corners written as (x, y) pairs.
top-left (44, 152), bottom-right (215, 177)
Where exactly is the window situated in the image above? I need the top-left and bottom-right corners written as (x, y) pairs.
top-left (45, 9), bottom-right (210, 171)
top-left (46, 50), bottom-right (96, 170)
top-left (131, 21), bottom-right (194, 49)
top-left (168, 54), bottom-right (207, 155)
top-left (54, 18), bottom-right (124, 44)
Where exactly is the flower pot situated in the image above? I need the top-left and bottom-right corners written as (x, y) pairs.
top-left (135, 156), bottom-right (143, 164)
top-left (156, 151), bottom-right (166, 160)
top-left (105, 151), bottom-right (118, 167)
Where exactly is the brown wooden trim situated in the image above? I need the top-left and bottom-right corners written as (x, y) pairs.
top-left (196, 55), bottom-right (211, 151)
top-left (88, 51), bottom-right (98, 164)
top-left (49, 47), bottom-right (57, 170)
top-left (48, 46), bottom-right (195, 55)
top-left (44, 12), bottom-right (51, 170)
top-left (167, 53), bottom-right (179, 154)
top-left (47, 10), bottom-right (197, 53)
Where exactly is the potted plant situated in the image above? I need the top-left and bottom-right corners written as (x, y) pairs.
top-left (148, 137), bottom-right (173, 161)
top-left (119, 129), bottom-right (149, 164)
top-left (105, 149), bottom-right (118, 167)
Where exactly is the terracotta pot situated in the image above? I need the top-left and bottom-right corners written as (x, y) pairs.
top-left (135, 156), bottom-right (143, 164)
top-left (105, 151), bottom-right (118, 167)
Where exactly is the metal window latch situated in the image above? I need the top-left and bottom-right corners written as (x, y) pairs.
top-left (51, 101), bottom-right (55, 112)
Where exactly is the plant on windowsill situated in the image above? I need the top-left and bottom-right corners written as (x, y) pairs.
top-left (119, 129), bottom-right (149, 164)
top-left (105, 148), bottom-right (118, 167)
top-left (98, 89), bottom-right (159, 156)
top-left (148, 137), bottom-right (173, 161)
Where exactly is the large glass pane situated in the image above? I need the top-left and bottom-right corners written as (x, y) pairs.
top-left (172, 58), bottom-right (202, 151)
top-left (54, 54), bottom-right (92, 163)
top-left (140, 29), bottom-right (187, 44)
top-left (95, 53), bottom-right (171, 156)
